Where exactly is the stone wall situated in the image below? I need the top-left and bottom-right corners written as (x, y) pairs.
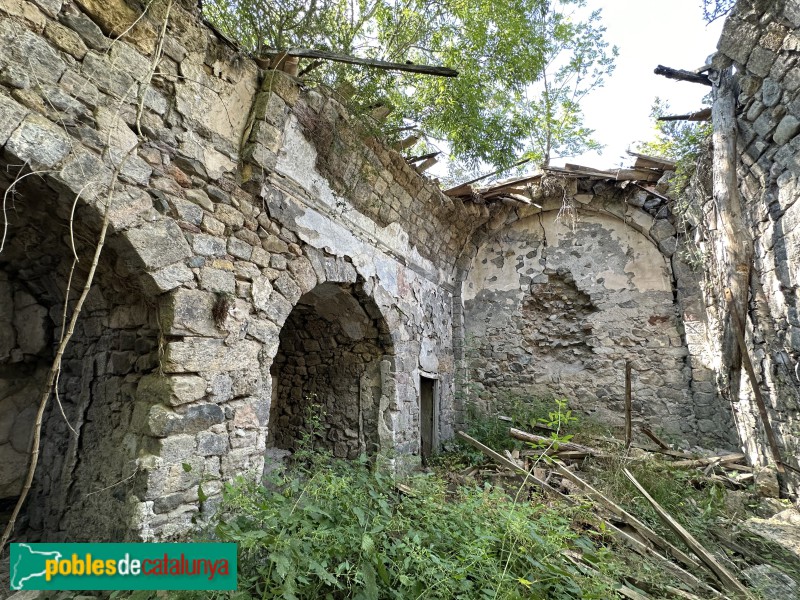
top-left (700, 0), bottom-right (800, 486)
top-left (456, 177), bottom-right (737, 446)
top-left (0, 0), bottom-right (480, 541)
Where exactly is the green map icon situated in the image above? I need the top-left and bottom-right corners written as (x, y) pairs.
top-left (10, 544), bottom-right (63, 590)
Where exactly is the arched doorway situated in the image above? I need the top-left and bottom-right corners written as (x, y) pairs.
top-left (268, 281), bottom-right (395, 458)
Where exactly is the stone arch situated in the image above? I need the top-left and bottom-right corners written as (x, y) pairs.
top-left (267, 279), bottom-right (396, 459)
top-left (454, 197), bottom-right (702, 441)
top-left (0, 157), bottom-right (165, 540)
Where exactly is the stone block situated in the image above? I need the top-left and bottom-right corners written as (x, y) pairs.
top-left (44, 21), bottom-right (88, 59)
top-left (161, 288), bottom-right (218, 336)
top-left (650, 219), bottom-right (676, 242)
top-left (718, 19), bottom-right (760, 64)
top-left (121, 219), bottom-right (192, 271)
top-left (58, 69), bottom-right (100, 109)
top-left (0, 93), bottom-right (28, 147)
top-left (31, 0), bottom-right (61, 18)
top-left (152, 434), bottom-right (196, 464)
top-left (186, 188), bottom-right (214, 211)
top-left (59, 7), bottom-right (110, 51)
top-left (251, 277), bottom-right (273, 312)
top-left (221, 447), bottom-right (257, 477)
top-left (0, 19), bottom-right (67, 83)
top-left (191, 233), bottom-right (226, 257)
top-left (172, 196), bottom-right (204, 225)
top-left (199, 267), bottom-right (236, 294)
top-left (164, 338), bottom-right (261, 372)
top-left (773, 115), bottom-right (800, 145)
top-left (264, 71), bottom-right (300, 106)
top-left (82, 51), bottom-right (136, 100)
top-left (786, 2), bottom-right (800, 27)
top-left (196, 431), bottom-right (228, 456)
top-left (0, 0), bottom-right (47, 31)
top-left (145, 403), bottom-right (225, 437)
top-left (144, 262), bottom-right (195, 294)
top-left (12, 303), bottom-right (49, 356)
top-left (109, 40), bottom-right (151, 83)
top-left (227, 237), bottom-right (252, 260)
top-left (215, 204), bottom-right (245, 229)
top-left (747, 46), bottom-right (777, 78)
top-left (5, 114), bottom-right (71, 169)
top-left (73, 0), bottom-right (156, 54)
top-left (169, 375), bottom-right (207, 406)
top-left (274, 272), bottom-right (301, 304)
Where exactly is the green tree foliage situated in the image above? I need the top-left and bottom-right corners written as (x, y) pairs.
top-left (203, 0), bottom-right (616, 171)
top-left (636, 98), bottom-right (712, 163)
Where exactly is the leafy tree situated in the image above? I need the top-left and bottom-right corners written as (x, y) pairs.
top-left (636, 97), bottom-right (711, 164)
top-left (203, 0), bottom-right (616, 171)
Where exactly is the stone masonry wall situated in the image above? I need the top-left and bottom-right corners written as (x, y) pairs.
top-left (702, 0), bottom-right (800, 485)
top-left (0, 0), bottom-right (484, 541)
top-left (457, 178), bottom-right (738, 447)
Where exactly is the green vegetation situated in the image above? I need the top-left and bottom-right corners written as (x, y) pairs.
top-left (636, 97), bottom-right (712, 196)
top-left (203, 0), bottom-right (616, 172)
top-left (178, 456), bottom-right (621, 599)
top-left (119, 397), bottom-right (798, 600)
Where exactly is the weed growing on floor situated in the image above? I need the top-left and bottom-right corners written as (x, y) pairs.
top-left (170, 453), bottom-right (623, 600)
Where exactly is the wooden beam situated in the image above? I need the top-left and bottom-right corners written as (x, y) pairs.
top-left (549, 461), bottom-right (703, 573)
top-left (657, 108), bottom-right (712, 122)
top-left (627, 151), bottom-right (677, 170)
top-left (654, 65), bottom-right (712, 86)
top-left (257, 49), bottom-right (458, 77)
top-left (622, 468), bottom-right (751, 597)
top-left (669, 453), bottom-right (746, 469)
top-left (725, 288), bottom-right (785, 473)
top-left (640, 427), bottom-right (670, 450)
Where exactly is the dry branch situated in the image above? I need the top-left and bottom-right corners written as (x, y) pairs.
top-left (657, 108), bottom-right (712, 122)
top-left (640, 427), bottom-right (670, 450)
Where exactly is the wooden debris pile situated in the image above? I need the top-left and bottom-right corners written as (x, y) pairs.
top-left (442, 151), bottom-right (677, 205)
top-left (454, 427), bottom-right (764, 599)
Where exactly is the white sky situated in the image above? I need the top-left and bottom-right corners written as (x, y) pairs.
top-left (558, 0), bottom-right (724, 169)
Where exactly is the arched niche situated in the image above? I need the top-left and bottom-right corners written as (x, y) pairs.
top-left (268, 281), bottom-right (395, 458)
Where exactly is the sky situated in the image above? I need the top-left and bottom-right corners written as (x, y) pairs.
top-left (557, 0), bottom-right (724, 170)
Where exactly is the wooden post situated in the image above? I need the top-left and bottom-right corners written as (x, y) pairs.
top-left (625, 360), bottom-right (632, 450)
top-left (709, 67), bottom-right (754, 402)
top-left (724, 288), bottom-right (785, 473)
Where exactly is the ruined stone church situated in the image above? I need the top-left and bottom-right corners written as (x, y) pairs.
top-left (0, 0), bottom-right (798, 541)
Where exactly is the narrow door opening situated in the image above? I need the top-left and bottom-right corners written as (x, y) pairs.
top-left (420, 376), bottom-right (438, 463)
